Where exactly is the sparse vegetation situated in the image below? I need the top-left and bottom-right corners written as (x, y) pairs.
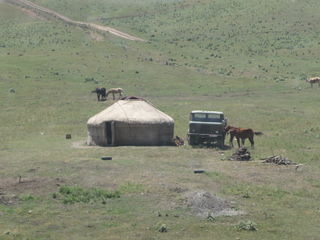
top-left (54, 186), bottom-right (120, 204)
top-left (0, 0), bottom-right (320, 239)
top-left (19, 194), bottom-right (35, 202)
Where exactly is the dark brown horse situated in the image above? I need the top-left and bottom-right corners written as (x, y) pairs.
top-left (92, 87), bottom-right (106, 101)
top-left (225, 125), bottom-right (263, 148)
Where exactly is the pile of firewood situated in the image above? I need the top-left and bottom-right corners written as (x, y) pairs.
top-left (229, 147), bottom-right (251, 161)
top-left (261, 155), bottom-right (295, 165)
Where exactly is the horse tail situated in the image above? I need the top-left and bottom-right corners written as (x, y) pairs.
top-left (254, 132), bottom-right (263, 136)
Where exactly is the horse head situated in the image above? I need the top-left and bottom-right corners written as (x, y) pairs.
top-left (225, 125), bottom-right (232, 133)
top-left (225, 125), bottom-right (238, 135)
top-left (92, 87), bottom-right (101, 93)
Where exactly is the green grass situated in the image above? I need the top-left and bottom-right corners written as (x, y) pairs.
top-left (55, 186), bottom-right (120, 204)
top-left (0, 0), bottom-right (320, 239)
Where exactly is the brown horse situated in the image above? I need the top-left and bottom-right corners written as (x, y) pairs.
top-left (92, 87), bottom-right (106, 101)
top-left (225, 125), bottom-right (263, 148)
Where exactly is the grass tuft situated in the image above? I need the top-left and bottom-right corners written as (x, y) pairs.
top-left (118, 182), bottom-right (144, 194)
top-left (19, 194), bottom-right (35, 201)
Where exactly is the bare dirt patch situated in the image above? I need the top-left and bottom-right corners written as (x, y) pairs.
top-left (20, 6), bottom-right (45, 20)
top-left (186, 190), bottom-right (244, 218)
top-left (71, 141), bottom-right (103, 149)
top-left (0, 177), bottom-right (65, 196)
top-left (89, 31), bottom-right (104, 42)
top-left (0, 192), bottom-right (18, 205)
top-left (0, 177), bottom-right (66, 206)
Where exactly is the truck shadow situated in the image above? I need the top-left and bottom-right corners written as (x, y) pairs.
top-left (190, 144), bottom-right (231, 150)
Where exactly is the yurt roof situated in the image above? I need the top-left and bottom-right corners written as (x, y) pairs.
top-left (87, 99), bottom-right (174, 126)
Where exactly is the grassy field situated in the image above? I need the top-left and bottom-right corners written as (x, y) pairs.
top-left (0, 0), bottom-right (320, 239)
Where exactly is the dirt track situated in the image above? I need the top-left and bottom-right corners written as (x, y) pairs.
top-left (4, 0), bottom-right (146, 41)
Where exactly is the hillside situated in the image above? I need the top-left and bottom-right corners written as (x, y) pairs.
top-left (24, 0), bottom-right (320, 81)
top-left (0, 0), bottom-right (320, 239)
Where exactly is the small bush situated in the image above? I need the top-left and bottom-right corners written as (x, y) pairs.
top-left (19, 194), bottom-right (35, 201)
top-left (158, 224), bottom-right (168, 233)
top-left (84, 77), bottom-right (95, 82)
top-left (242, 191), bottom-right (251, 198)
top-left (54, 186), bottom-right (120, 204)
top-left (207, 215), bottom-right (216, 222)
top-left (235, 220), bottom-right (257, 231)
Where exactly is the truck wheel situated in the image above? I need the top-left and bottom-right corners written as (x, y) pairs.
top-left (188, 136), bottom-right (197, 146)
top-left (217, 137), bottom-right (225, 148)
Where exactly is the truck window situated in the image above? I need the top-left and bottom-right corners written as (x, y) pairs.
top-left (192, 113), bottom-right (206, 121)
top-left (207, 113), bottom-right (221, 121)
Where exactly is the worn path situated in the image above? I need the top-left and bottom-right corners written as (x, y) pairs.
top-left (4, 0), bottom-right (146, 41)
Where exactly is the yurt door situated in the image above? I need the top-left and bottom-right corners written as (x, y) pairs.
top-left (105, 121), bottom-right (113, 145)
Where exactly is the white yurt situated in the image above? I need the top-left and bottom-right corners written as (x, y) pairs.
top-left (87, 98), bottom-right (174, 146)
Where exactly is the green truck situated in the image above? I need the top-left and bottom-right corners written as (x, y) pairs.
top-left (187, 110), bottom-right (227, 147)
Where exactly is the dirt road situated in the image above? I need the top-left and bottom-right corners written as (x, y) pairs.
top-left (5, 0), bottom-right (146, 41)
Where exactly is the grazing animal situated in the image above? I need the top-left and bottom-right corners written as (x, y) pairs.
top-left (225, 125), bottom-right (263, 148)
top-left (173, 136), bottom-right (184, 146)
top-left (92, 87), bottom-right (106, 101)
top-left (306, 77), bottom-right (320, 88)
top-left (106, 88), bottom-right (124, 100)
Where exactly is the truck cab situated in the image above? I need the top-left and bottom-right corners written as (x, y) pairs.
top-left (187, 110), bottom-right (227, 147)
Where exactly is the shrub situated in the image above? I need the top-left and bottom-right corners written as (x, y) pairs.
top-left (19, 194), bottom-right (35, 201)
top-left (207, 215), bottom-right (216, 222)
top-left (54, 186), bottom-right (120, 204)
top-left (84, 77), bottom-right (95, 82)
top-left (235, 220), bottom-right (257, 231)
top-left (242, 191), bottom-right (251, 198)
top-left (158, 224), bottom-right (168, 232)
